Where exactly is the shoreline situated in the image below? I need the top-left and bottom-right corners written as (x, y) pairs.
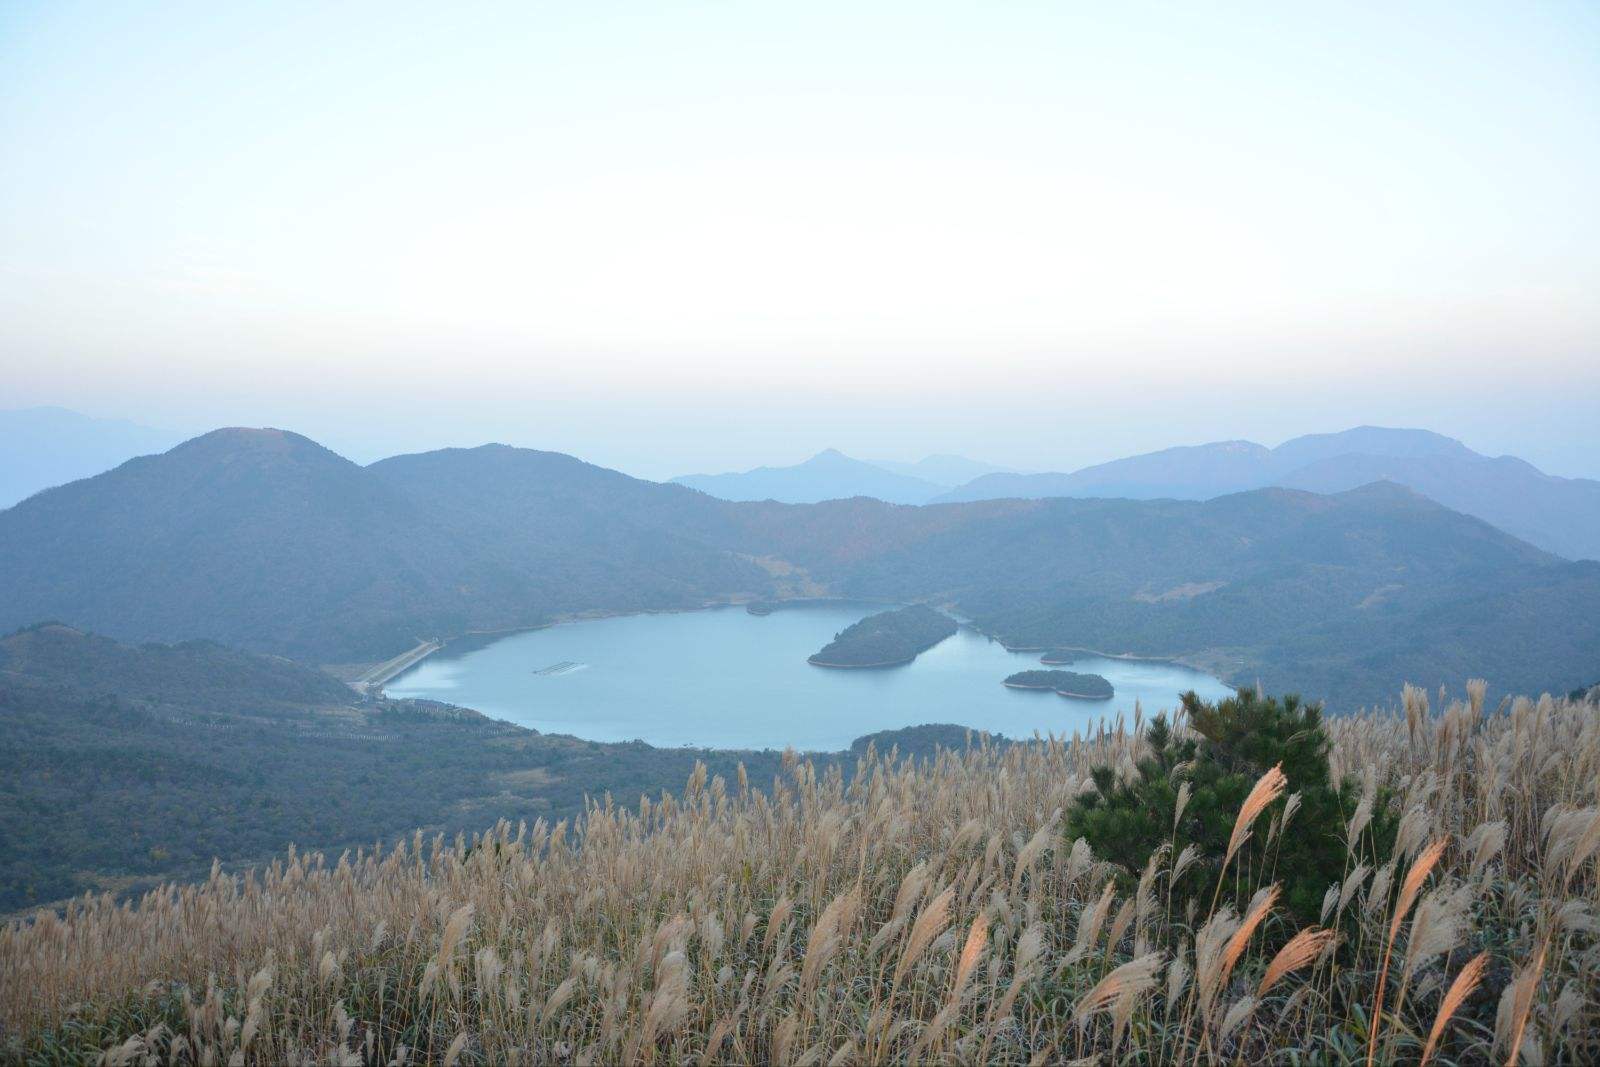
top-left (1026, 644), bottom-right (1178, 664)
top-left (1002, 681), bottom-right (1115, 701)
top-left (973, 626), bottom-right (1220, 676)
top-left (808, 656), bottom-right (915, 669)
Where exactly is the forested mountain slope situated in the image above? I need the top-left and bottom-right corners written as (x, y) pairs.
top-left (0, 431), bottom-right (773, 660)
top-left (0, 622), bottom-right (351, 714)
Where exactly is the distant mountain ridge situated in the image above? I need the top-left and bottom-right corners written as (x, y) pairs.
top-left (0, 407), bottom-right (180, 509)
top-left (936, 426), bottom-right (1600, 561)
top-left (1, 426), bottom-right (1595, 708)
top-left (871, 454), bottom-right (1019, 486)
top-left (672, 449), bottom-right (954, 504)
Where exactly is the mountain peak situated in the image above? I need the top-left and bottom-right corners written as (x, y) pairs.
top-left (672, 450), bottom-right (944, 504)
top-left (181, 427), bottom-right (310, 451)
top-left (1334, 478), bottom-right (1431, 503)
top-left (162, 428), bottom-right (359, 475)
top-left (1272, 426), bottom-right (1477, 468)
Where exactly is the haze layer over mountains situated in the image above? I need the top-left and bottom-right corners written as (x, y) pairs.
top-left (7, 409), bottom-right (1593, 563)
top-left (672, 426), bottom-right (1600, 561)
top-left (1, 425), bottom-right (1595, 709)
top-left (0, 408), bottom-right (180, 509)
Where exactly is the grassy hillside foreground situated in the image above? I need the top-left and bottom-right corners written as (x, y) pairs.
top-left (4, 688), bottom-right (1597, 1063)
top-left (0, 625), bottom-right (801, 912)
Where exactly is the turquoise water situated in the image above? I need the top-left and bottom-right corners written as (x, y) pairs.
top-left (386, 603), bottom-right (1234, 751)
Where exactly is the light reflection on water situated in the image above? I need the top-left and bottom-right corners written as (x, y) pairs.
top-left (388, 603), bottom-right (1233, 751)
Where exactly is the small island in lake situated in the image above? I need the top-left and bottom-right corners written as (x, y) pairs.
top-left (808, 605), bottom-right (958, 668)
top-left (1039, 650), bottom-right (1081, 665)
top-left (1003, 669), bottom-right (1114, 699)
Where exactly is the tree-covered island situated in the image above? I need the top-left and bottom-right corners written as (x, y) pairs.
top-left (1003, 668), bottom-right (1114, 699)
top-left (807, 604), bottom-right (958, 668)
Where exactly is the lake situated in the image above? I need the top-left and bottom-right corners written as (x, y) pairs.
top-left (386, 603), bottom-right (1234, 751)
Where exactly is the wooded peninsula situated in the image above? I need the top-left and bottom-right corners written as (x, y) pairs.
top-left (807, 605), bottom-right (957, 668)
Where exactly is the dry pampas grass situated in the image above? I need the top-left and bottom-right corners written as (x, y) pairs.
top-left (3, 683), bottom-right (1598, 1064)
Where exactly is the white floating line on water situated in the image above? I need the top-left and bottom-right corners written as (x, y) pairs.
top-left (533, 661), bottom-right (587, 676)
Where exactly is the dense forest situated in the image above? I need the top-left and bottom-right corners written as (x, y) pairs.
top-left (807, 604), bottom-right (957, 667)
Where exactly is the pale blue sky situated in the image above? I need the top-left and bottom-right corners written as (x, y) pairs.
top-left (2, 2), bottom-right (1597, 477)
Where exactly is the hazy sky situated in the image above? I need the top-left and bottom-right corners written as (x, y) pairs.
top-left (3, 2), bottom-right (1597, 478)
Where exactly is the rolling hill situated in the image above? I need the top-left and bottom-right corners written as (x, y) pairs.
top-left (0, 621), bottom-right (352, 714)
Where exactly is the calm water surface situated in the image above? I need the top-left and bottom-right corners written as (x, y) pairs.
top-left (387, 603), bottom-right (1233, 751)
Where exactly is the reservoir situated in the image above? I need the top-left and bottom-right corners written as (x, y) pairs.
top-left (386, 603), bottom-right (1234, 751)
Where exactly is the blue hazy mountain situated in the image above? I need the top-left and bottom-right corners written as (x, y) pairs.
top-left (0, 407), bottom-right (181, 509)
top-left (871, 454), bottom-right (1019, 486)
top-left (937, 427), bottom-right (1599, 561)
top-left (672, 449), bottom-right (951, 504)
top-left (1276, 453), bottom-right (1600, 563)
top-left (1267, 426), bottom-right (1478, 468)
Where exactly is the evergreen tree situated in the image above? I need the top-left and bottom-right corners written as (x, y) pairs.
top-left (1066, 688), bottom-right (1392, 923)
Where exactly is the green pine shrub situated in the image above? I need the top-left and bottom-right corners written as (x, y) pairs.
top-left (1065, 688), bottom-right (1394, 923)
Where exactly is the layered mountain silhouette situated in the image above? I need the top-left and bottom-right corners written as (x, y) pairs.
top-left (935, 427), bottom-right (1599, 561)
top-left (871, 454), bottom-right (1019, 487)
top-left (1275, 453), bottom-right (1600, 563)
top-left (2, 427), bottom-right (1595, 707)
top-left (0, 406), bottom-right (180, 508)
top-left (671, 449), bottom-right (956, 504)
